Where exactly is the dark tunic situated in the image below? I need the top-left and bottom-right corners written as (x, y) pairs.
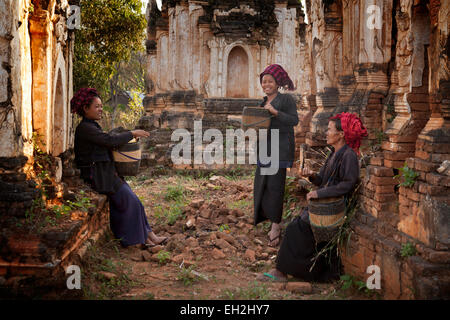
top-left (74, 118), bottom-right (152, 247)
top-left (275, 144), bottom-right (359, 282)
top-left (309, 144), bottom-right (360, 199)
top-left (74, 118), bottom-right (133, 194)
top-left (253, 93), bottom-right (299, 225)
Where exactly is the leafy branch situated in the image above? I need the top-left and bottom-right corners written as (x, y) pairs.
top-left (394, 163), bottom-right (419, 188)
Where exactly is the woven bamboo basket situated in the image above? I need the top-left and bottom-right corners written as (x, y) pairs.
top-left (308, 196), bottom-right (346, 243)
top-left (112, 140), bottom-right (141, 176)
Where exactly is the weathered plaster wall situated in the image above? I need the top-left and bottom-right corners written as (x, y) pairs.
top-left (0, 0), bottom-right (73, 158)
top-left (0, 0), bottom-right (33, 158)
top-left (147, 0), bottom-right (304, 99)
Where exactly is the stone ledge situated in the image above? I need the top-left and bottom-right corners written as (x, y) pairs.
top-left (0, 192), bottom-right (109, 298)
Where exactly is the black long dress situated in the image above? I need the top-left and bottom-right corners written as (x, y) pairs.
top-left (253, 92), bottom-right (299, 225)
top-left (275, 144), bottom-right (359, 282)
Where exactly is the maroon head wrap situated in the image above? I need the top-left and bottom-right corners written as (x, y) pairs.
top-left (330, 112), bottom-right (368, 155)
top-left (70, 88), bottom-right (100, 116)
top-left (260, 64), bottom-right (295, 91)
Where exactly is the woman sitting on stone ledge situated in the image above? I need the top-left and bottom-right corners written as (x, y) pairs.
top-left (71, 88), bottom-right (167, 248)
top-left (258, 112), bottom-right (367, 282)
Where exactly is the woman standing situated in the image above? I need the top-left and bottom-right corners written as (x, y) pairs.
top-left (259, 112), bottom-right (367, 282)
top-left (71, 88), bottom-right (167, 248)
top-left (253, 64), bottom-right (299, 247)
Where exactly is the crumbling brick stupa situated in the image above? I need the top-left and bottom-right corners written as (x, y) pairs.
top-left (139, 0), bottom-right (306, 169)
top-left (287, 0), bottom-right (449, 299)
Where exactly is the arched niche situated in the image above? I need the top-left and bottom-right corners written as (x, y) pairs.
top-left (226, 46), bottom-right (249, 98)
top-left (52, 49), bottom-right (67, 156)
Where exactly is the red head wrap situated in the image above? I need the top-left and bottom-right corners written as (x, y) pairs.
top-left (70, 88), bottom-right (100, 116)
top-left (260, 64), bottom-right (295, 91)
top-left (330, 112), bottom-right (368, 155)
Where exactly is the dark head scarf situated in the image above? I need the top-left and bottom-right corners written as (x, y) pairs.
top-left (70, 88), bottom-right (100, 116)
top-left (259, 64), bottom-right (295, 91)
top-left (330, 112), bottom-right (368, 155)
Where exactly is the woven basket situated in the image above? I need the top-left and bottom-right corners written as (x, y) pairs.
top-left (308, 196), bottom-right (346, 243)
top-left (112, 141), bottom-right (141, 176)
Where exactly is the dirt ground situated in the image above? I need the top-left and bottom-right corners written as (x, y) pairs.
top-left (79, 169), bottom-right (378, 300)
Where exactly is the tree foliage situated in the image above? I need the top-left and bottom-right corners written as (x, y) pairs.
top-left (73, 0), bottom-right (147, 96)
top-left (101, 51), bottom-right (146, 130)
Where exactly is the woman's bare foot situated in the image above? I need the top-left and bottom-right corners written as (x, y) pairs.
top-left (268, 223), bottom-right (281, 247)
top-left (148, 232), bottom-right (168, 245)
